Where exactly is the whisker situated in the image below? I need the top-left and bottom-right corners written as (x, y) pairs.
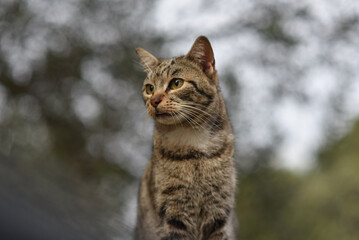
top-left (178, 108), bottom-right (219, 133)
top-left (176, 101), bottom-right (218, 119)
top-left (179, 109), bottom-right (220, 132)
top-left (177, 111), bottom-right (198, 129)
top-left (171, 104), bottom-right (203, 130)
top-left (179, 108), bottom-right (208, 127)
top-left (179, 106), bottom-right (222, 131)
top-left (171, 111), bottom-right (186, 129)
top-left (180, 101), bottom-right (228, 122)
top-left (179, 100), bottom-right (228, 119)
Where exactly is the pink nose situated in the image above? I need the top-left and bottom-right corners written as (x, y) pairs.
top-left (150, 94), bottom-right (164, 107)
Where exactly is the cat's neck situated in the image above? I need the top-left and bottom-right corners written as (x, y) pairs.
top-left (155, 124), bottom-right (211, 150)
top-left (153, 115), bottom-right (231, 155)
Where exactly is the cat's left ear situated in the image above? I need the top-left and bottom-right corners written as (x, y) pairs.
top-left (136, 48), bottom-right (159, 73)
top-left (186, 36), bottom-right (217, 84)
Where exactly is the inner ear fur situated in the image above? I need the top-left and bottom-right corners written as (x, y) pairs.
top-left (136, 48), bottom-right (159, 73)
top-left (186, 36), bottom-right (217, 84)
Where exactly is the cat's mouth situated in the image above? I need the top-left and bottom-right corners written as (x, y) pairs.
top-left (155, 110), bottom-right (179, 118)
top-left (155, 112), bottom-right (172, 118)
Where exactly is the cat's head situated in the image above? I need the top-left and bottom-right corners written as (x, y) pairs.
top-left (136, 36), bottom-right (219, 126)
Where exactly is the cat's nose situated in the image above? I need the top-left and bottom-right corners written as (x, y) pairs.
top-left (150, 94), bottom-right (163, 108)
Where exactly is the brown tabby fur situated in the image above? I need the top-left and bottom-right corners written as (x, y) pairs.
top-left (135, 36), bottom-right (237, 240)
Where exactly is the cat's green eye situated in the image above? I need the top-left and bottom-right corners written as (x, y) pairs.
top-left (145, 84), bottom-right (154, 95)
top-left (169, 78), bottom-right (184, 90)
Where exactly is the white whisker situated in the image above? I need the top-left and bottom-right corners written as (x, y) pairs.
top-left (178, 105), bottom-right (223, 131)
top-left (180, 101), bottom-right (227, 121)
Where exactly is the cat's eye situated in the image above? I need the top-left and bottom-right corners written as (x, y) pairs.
top-left (145, 84), bottom-right (154, 95)
top-left (169, 78), bottom-right (184, 90)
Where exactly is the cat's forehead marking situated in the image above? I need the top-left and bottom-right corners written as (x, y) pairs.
top-left (158, 59), bottom-right (173, 76)
top-left (150, 59), bottom-right (175, 88)
top-left (171, 68), bottom-right (182, 76)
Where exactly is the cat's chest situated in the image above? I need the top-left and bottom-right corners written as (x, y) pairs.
top-left (157, 156), bottom-right (229, 194)
top-left (155, 159), bottom-right (232, 219)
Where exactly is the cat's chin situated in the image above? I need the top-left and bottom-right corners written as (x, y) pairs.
top-left (155, 116), bottom-right (178, 125)
top-left (153, 113), bottom-right (181, 125)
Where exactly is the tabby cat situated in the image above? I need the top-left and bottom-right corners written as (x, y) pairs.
top-left (135, 36), bottom-right (237, 240)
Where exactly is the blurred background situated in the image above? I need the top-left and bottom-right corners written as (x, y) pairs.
top-left (0, 0), bottom-right (359, 239)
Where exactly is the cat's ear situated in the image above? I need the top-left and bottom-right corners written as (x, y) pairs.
top-left (186, 36), bottom-right (217, 83)
top-left (135, 48), bottom-right (159, 73)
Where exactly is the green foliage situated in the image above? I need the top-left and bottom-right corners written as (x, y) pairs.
top-left (237, 119), bottom-right (359, 240)
top-left (236, 168), bottom-right (300, 240)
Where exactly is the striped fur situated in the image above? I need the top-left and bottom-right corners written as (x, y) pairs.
top-left (135, 36), bottom-right (237, 240)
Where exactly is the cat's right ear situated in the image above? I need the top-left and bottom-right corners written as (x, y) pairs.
top-left (186, 36), bottom-right (216, 83)
top-left (135, 48), bottom-right (159, 73)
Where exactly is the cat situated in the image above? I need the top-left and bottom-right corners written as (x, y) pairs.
top-left (134, 36), bottom-right (237, 240)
